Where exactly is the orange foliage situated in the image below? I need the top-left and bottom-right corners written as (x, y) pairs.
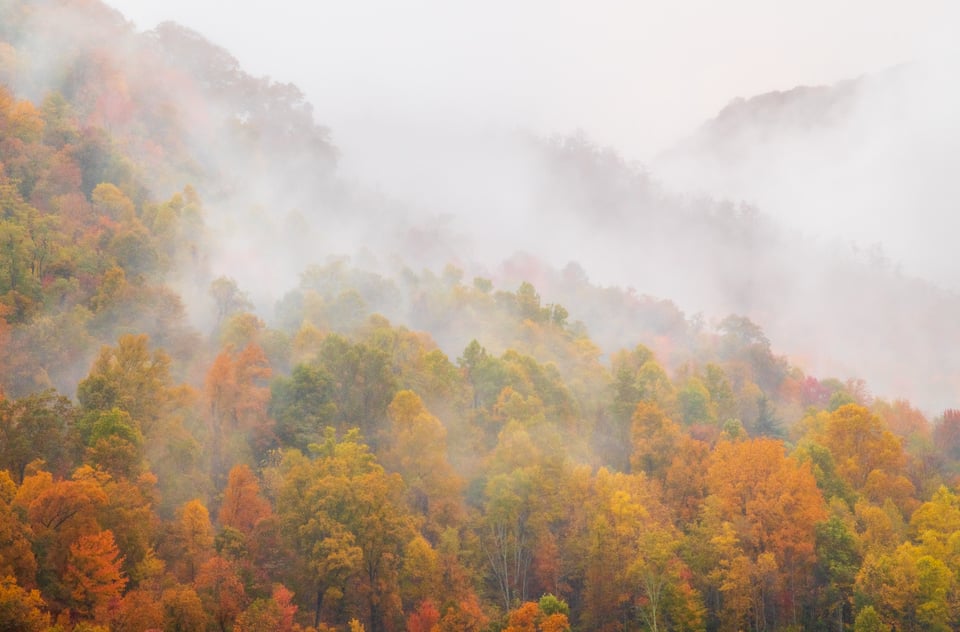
top-left (218, 464), bottom-right (271, 535)
top-left (65, 529), bottom-right (127, 621)
top-left (205, 343), bottom-right (273, 477)
top-left (504, 601), bottom-right (540, 632)
top-left (114, 588), bottom-right (164, 632)
top-left (195, 555), bottom-right (246, 632)
top-left (709, 438), bottom-right (827, 565)
top-left (437, 593), bottom-right (488, 632)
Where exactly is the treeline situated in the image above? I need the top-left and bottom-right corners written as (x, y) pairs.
top-left (4, 268), bottom-right (960, 630)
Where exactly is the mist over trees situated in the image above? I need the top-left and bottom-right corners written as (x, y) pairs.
top-left (1, 0), bottom-right (959, 630)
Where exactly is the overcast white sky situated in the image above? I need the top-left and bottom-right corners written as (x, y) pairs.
top-left (105, 0), bottom-right (957, 162)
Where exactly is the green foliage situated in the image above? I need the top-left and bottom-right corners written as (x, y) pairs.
top-left (538, 593), bottom-right (569, 617)
top-left (269, 363), bottom-right (336, 451)
top-left (0, 389), bottom-right (74, 481)
top-left (0, 7), bottom-right (957, 632)
top-left (277, 428), bottom-right (413, 629)
top-left (854, 606), bottom-right (890, 632)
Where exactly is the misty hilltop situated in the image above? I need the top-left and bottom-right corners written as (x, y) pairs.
top-left (1, 0), bottom-right (959, 414)
top-left (654, 60), bottom-right (960, 289)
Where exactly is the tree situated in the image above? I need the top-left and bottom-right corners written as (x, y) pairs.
top-left (629, 526), bottom-right (704, 632)
top-left (233, 584), bottom-right (297, 632)
top-left (0, 576), bottom-right (50, 632)
top-left (677, 376), bottom-right (713, 426)
top-left (383, 390), bottom-right (464, 537)
top-left (577, 466), bottom-right (701, 631)
top-left (195, 555), bottom-right (246, 632)
top-left (91, 183), bottom-right (135, 222)
top-left (209, 276), bottom-right (253, 326)
top-left (909, 485), bottom-right (960, 551)
top-left (752, 395), bottom-right (782, 439)
top-left (436, 593), bottom-right (488, 632)
top-left (855, 543), bottom-right (957, 632)
top-left (205, 343), bottom-right (272, 479)
top-left (0, 389), bottom-right (74, 482)
top-left (505, 601), bottom-right (541, 632)
top-left (717, 315), bottom-right (788, 393)
top-left (406, 599), bottom-right (441, 632)
top-left (814, 515), bottom-right (861, 632)
top-left (218, 464), bottom-right (271, 536)
top-left (65, 529), bottom-right (127, 621)
top-left (630, 401), bottom-right (680, 479)
top-left (605, 346), bottom-right (674, 470)
top-left (663, 436), bottom-right (711, 525)
top-left (82, 408), bottom-right (144, 479)
top-left (400, 535), bottom-right (441, 609)
top-left (277, 430), bottom-right (414, 631)
top-left (77, 333), bottom-right (173, 435)
top-left (19, 466), bottom-right (109, 600)
top-left (161, 585), bottom-right (208, 632)
top-left (853, 605), bottom-right (890, 632)
top-left (706, 438), bottom-right (827, 629)
top-left (316, 334), bottom-right (398, 445)
top-left (0, 471), bottom-right (37, 588)
top-left (934, 409), bottom-right (960, 462)
top-left (168, 499), bottom-right (215, 583)
top-left (481, 467), bottom-right (537, 613)
top-left (92, 468), bottom-right (159, 582)
top-left (458, 339), bottom-right (507, 412)
top-left (269, 362), bottom-right (336, 451)
top-left (113, 588), bottom-right (164, 632)
top-left (817, 404), bottom-right (907, 491)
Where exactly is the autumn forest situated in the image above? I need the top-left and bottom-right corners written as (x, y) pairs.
top-left (1, 2), bottom-right (960, 631)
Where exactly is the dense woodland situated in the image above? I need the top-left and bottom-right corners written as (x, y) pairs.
top-left (2, 1), bottom-right (960, 631)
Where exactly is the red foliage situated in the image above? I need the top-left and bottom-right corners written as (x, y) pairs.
top-left (406, 600), bottom-right (440, 632)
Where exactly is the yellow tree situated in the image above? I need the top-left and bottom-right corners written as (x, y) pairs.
top-left (630, 401), bottom-right (681, 480)
top-left (382, 390), bottom-right (464, 538)
top-left (579, 468), bottom-right (701, 631)
top-left (0, 469), bottom-right (37, 588)
top-left (277, 430), bottom-right (414, 631)
top-left (0, 576), bottom-right (50, 632)
top-left (855, 542), bottom-right (956, 632)
top-left (817, 404), bottom-right (909, 493)
top-left (167, 499), bottom-right (215, 583)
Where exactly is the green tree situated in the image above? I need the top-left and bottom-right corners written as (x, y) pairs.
top-left (269, 363), bottom-right (335, 451)
top-left (0, 389), bottom-right (74, 482)
top-left (77, 333), bottom-right (173, 436)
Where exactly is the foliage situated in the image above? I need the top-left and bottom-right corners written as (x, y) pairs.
top-left (0, 3), bottom-right (957, 630)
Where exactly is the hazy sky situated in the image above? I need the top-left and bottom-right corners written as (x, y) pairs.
top-left (89, 0), bottom-right (960, 410)
top-left (105, 0), bottom-right (957, 162)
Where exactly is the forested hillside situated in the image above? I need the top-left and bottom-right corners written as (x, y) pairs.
top-left (1, 1), bottom-right (959, 631)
